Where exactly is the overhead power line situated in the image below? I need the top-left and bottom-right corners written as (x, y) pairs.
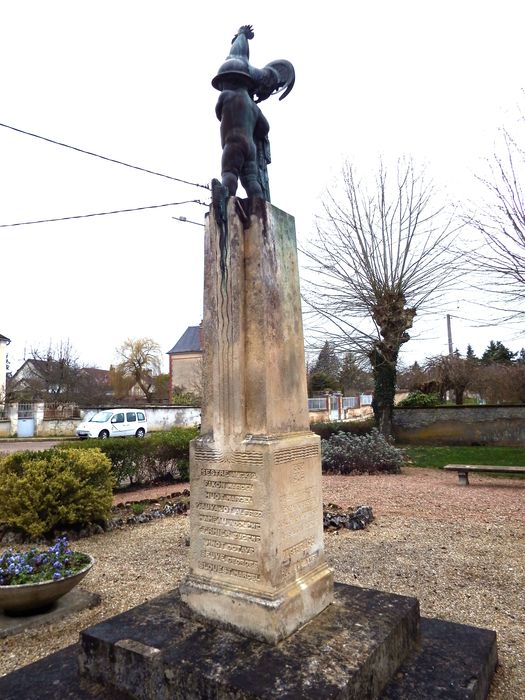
top-left (0, 121), bottom-right (210, 191)
top-left (172, 216), bottom-right (205, 228)
top-left (0, 200), bottom-right (207, 228)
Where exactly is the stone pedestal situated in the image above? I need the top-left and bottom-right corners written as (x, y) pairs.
top-left (180, 198), bottom-right (333, 642)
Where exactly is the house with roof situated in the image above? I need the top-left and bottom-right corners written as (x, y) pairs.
top-left (0, 333), bottom-right (10, 402)
top-left (167, 325), bottom-right (202, 401)
top-left (8, 358), bottom-right (112, 405)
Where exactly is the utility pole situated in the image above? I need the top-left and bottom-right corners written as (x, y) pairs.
top-left (447, 314), bottom-right (453, 355)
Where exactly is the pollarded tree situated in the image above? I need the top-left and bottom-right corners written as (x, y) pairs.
top-left (115, 338), bottom-right (162, 402)
top-left (302, 159), bottom-right (460, 436)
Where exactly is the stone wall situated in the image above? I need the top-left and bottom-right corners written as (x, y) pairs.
top-left (393, 405), bottom-right (525, 446)
top-left (0, 403), bottom-right (201, 437)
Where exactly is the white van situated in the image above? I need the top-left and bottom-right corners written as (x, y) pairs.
top-left (76, 409), bottom-right (148, 439)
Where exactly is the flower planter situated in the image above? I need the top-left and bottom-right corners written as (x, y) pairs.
top-left (0, 555), bottom-right (94, 615)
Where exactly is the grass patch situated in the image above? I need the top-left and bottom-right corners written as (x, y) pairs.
top-left (404, 445), bottom-right (525, 478)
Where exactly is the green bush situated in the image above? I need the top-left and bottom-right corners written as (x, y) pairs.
top-left (311, 417), bottom-right (376, 441)
top-left (63, 426), bottom-right (198, 486)
top-left (63, 438), bottom-right (143, 485)
top-left (139, 427), bottom-right (198, 482)
top-left (396, 391), bottom-right (441, 408)
top-left (0, 448), bottom-right (113, 538)
top-left (321, 428), bottom-right (405, 475)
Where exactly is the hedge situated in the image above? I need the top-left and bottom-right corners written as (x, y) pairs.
top-left (310, 417), bottom-right (376, 441)
top-left (62, 426), bottom-right (199, 486)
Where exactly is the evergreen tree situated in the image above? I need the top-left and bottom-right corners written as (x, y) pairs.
top-left (481, 340), bottom-right (517, 364)
top-left (338, 352), bottom-right (369, 395)
top-left (312, 342), bottom-right (340, 378)
top-left (466, 344), bottom-right (477, 361)
top-left (309, 342), bottom-right (341, 394)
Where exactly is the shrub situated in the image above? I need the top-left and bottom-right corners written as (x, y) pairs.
top-left (138, 427), bottom-right (198, 483)
top-left (396, 391), bottom-right (441, 408)
top-left (62, 426), bottom-right (198, 486)
top-left (321, 428), bottom-right (405, 475)
top-left (0, 448), bottom-right (113, 538)
top-left (62, 438), bottom-right (143, 485)
top-left (311, 417), bottom-right (376, 441)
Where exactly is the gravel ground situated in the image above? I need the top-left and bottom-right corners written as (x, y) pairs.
top-left (1, 467), bottom-right (524, 699)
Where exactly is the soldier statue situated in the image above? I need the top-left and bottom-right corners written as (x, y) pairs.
top-left (212, 25), bottom-right (295, 202)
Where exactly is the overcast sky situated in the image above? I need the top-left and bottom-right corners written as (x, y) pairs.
top-left (1, 1), bottom-right (523, 374)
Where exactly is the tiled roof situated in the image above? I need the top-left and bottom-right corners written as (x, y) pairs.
top-left (168, 326), bottom-right (202, 354)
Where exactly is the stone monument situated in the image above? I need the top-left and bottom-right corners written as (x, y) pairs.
top-left (0, 24), bottom-right (498, 700)
top-left (178, 198), bottom-right (334, 642)
top-left (179, 27), bottom-right (333, 641)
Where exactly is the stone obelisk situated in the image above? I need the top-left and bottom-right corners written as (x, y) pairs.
top-left (180, 197), bottom-right (334, 642)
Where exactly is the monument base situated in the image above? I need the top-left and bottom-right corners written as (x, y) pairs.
top-left (180, 561), bottom-right (333, 644)
top-left (0, 583), bottom-right (497, 700)
top-left (73, 582), bottom-right (495, 700)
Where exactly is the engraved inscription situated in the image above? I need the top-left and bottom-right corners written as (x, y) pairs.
top-left (199, 561), bottom-right (261, 581)
top-left (199, 525), bottom-right (261, 541)
top-left (200, 468), bottom-right (257, 480)
top-left (205, 492), bottom-right (253, 504)
top-left (203, 550), bottom-right (258, 570)
top-left (197, 502), bottom-right (262, 518)
top-left (193, 444), bottom-right (268, 585)
top-left (204, 480), bottom-right (255, 493)
top-left (283, 536), bottom-right (315, 559)
top-left (198, 514), bottom-right (261, 530)
top-left (281, 552), bottom-right (319, 576)
top-left (203, 539), bottom-right (255, 555)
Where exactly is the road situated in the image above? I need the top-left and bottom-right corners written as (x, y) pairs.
top-left (0, 440), bottom-right (63, 454)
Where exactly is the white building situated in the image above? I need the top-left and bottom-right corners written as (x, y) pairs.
top-left (0, 333), bottom-right (10, 402)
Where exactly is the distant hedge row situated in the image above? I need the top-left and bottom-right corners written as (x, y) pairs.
top-left (62, 426), bottom-right (199, 486)
top-left (310, 418), bottom-right (376, 441)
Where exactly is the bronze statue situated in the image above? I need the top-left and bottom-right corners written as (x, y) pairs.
top-left (212, 26), bottom-right (295, 202)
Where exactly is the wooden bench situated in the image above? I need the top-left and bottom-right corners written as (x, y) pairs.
top-left (443, 464), bottom-right (525, 486)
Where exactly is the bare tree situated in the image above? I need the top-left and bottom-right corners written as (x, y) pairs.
top-left (8, 341), bottom-right (111, 406)
top-left (424, 353), bottom-right (475, 405)
top-left (7, 340), bottom-right (81, 402)
top-left (472, 362), bottom-right (525, 405)
top-left (302, 159), bottom-right (460, 436)
top-left (466, 115), bottom-right (525, 321)
top-left (115, 338), bottom-right (162, 402)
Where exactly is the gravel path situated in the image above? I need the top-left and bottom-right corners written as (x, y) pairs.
top-left (1, 467), bottom-right (523, 698)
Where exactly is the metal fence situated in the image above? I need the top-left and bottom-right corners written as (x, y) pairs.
top-left (43, 403), bottom-right (81, 420)
top-left (308, 397), bottom-right (328, 411)
top-left (17, 402), bottom-right (34, 419)
top-left (343, 396), bottom-right (359, 409)
top-left (308, 395), bottom-right (373, 411)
